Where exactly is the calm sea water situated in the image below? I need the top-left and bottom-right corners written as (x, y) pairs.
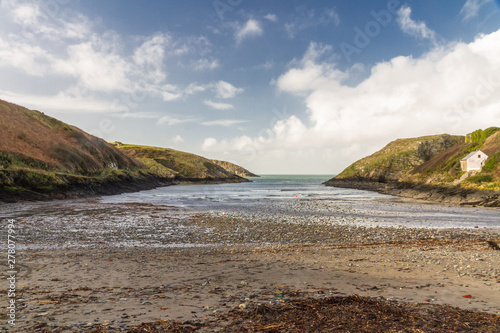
top-left (101, 175), bottom-right (500, 229)
top-left (101, 175), bottom-right (381, 208)
top-left (1, 175), bottom-right (499, 249)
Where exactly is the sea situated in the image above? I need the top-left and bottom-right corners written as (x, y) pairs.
top-left (101, 175), bottom-right (500, 229)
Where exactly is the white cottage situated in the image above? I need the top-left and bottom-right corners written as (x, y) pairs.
top-left (460, 150), bottom-right (488, 172)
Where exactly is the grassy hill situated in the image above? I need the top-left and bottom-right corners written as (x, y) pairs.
top-left (110, 143), bottom-right (250, 182)
top-left (0, 99), bottom-right (251, 201)
top-left (330, 134), bottom-right (463, 183)
top-left (405, 128), bottom-right (500, 188)
top-left (325, 128), bottom-right (500, 205)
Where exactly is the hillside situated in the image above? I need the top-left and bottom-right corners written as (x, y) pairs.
top-left (325, 128), bottom-right (500, 206)
top-left (0, 99), bottom-right (251, 202)
top-left (210, 159), bottom-right (259, 177)
top-left (330, 134), bottom-right (463, 182)
top-left (111, 143), bottom-right (250, 182)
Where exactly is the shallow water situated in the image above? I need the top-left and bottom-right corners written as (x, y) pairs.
top-left (101, 175), bottom-right (500, 229)
top-left (1, 175), bottom-right (499, 249)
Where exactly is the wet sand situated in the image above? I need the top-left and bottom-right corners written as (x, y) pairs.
top-left (0, 201), bottom-right (499, 331)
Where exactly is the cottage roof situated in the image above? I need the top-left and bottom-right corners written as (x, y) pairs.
top-left (461, 150), bottom-right (487, 161)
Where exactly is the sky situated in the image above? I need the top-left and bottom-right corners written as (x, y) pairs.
top-left (1, 0), bottom-right (500, 174)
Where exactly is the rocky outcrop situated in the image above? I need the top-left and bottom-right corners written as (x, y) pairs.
top-left (210, 159), bottom-right (259, 177)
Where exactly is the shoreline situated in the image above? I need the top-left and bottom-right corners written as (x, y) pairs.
top-left (0, 175), bottom-right (249, 204)
top-left (324, 178), bottom-right (500, 208)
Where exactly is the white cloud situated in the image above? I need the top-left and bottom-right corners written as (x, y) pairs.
top-left (460, 0), bottom-right (493, 20)
top-left (192, 58), bottom-right (219, 71)
top-left (203, 99), bottom-right (234, 110)
top-left (201, 137), bottom-right (218, 151)
top-left (134, 34), bottom-right (168, 67)
top-left (275, 42), bottom-right (344, 93)
top-left (157, 115), bottom-right (197, 126)
top-left (202, 119), bottom-right (246, 127)
top-left (11, 2), bottom-right (39, 26)
top-left (0, 37), bottom-right (54, 76)
top-left (0, 1), bottom-right (218, 113)
top-left (170, 135), bottom-right (184, 144)
top-left (201, 136), bottom-right (254, 152)
top-left (264, 14), bottom-right (278, 22)
top-left (235, 19), bottom-right (263, 43)
top-left (158, 84), bottom-right (182, 101)
top-left (55, 42), bottom-right (133, 93)
top-left (204, 29), bottom-right (500, 173)
top-left (397, 6), bottom-right (437, 45)
top-left (214, 80), bottom-right (243, 98)
top-left (184, 83), bottom-right (207, 95)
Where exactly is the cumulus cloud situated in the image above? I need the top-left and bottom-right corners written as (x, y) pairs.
top-left (201, 137), bottom-right (218, 151)
top-left (235, 19), bottom-right (263, 43)
top-left (203, 30), bottom-right (500, 173)
top-left (397, 6), bottom-right (437, 45)
top-left (203, 99), bottom-right (234, 110)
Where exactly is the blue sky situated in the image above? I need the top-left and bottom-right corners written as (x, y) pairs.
top-left (1, 0), bottom-right (500, 174)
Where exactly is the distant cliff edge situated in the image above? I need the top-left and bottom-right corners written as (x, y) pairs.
top-left (210, 159), bottom-right (259, 177)
top-left (324, 129), bottom-right (500, 207)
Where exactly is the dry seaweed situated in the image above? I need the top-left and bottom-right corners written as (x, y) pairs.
top-left (43, 295), bottom-right (497, 333)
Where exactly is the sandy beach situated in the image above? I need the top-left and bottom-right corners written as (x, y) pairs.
top-left (1, 200), bottom-right (499, 332)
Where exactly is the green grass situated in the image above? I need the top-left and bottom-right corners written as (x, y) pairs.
top-left (2, 186), bottom-right (26, 191)
top-left (466, 175), bottom-right (494, 184)
top-left (466, 127), bottom-right (500, 143)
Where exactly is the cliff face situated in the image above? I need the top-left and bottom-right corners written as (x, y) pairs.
top-left (324, 129), bottom-right (500, 207)
top-left (210, 159), bottom-right (259, 177)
